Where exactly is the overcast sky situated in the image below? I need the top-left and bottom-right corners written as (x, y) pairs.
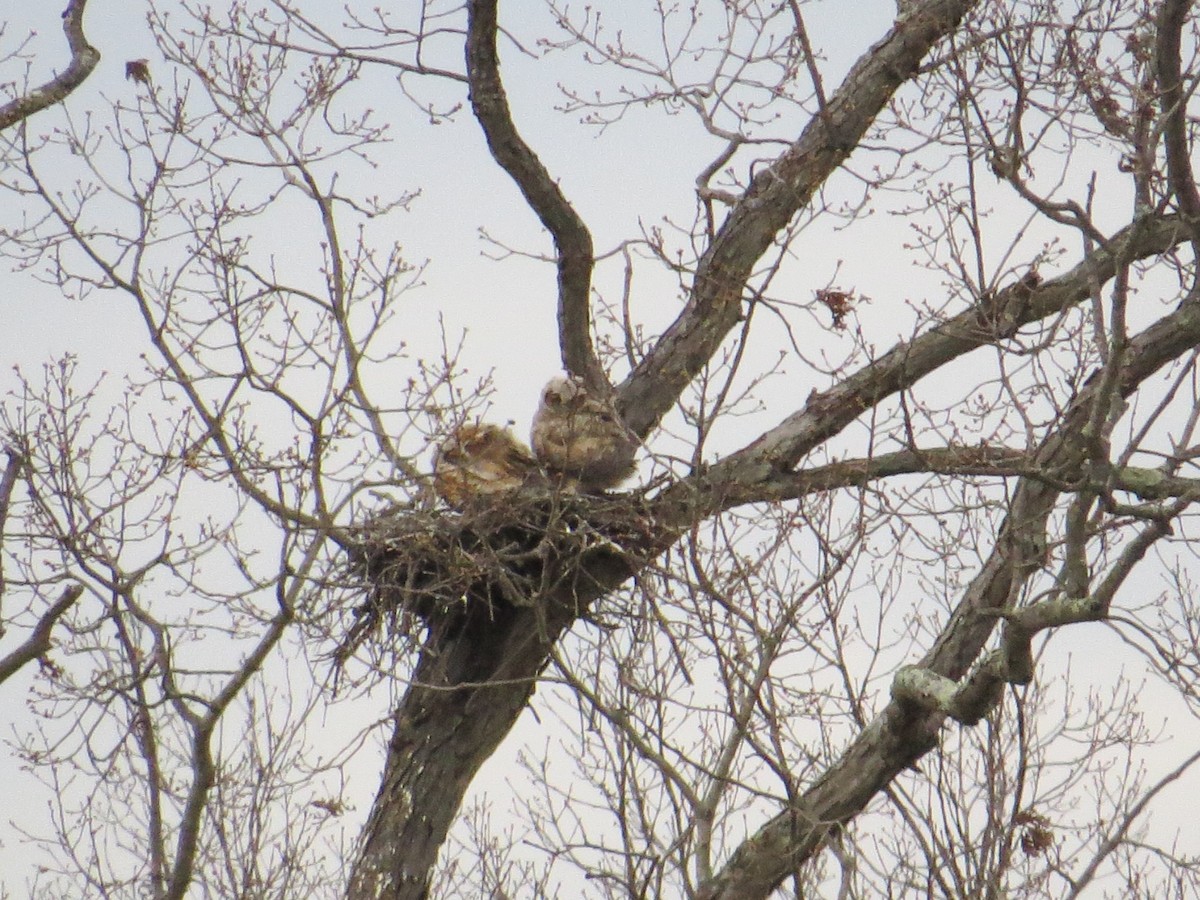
top-left (3, 2), bottom-right (1199, 895)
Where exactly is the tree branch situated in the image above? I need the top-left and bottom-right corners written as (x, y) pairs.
top-left (0, 583), bottom-right (83, 685)
top-left (1066, 746), bottom-right (1200, 898)
top-left (693, 443), bottom-right (1200, 514)
top-left (465, 0), bottom-right (602, 389)
top-left (695, 289), bottom-right (1200, 899)
top-left (682, 213), bottom-right (1188, 509)
top-left (0, 0), bottom-right (100, 132)
top-left (620, 0), bottom-right (981, 435)
top-left (0, 448), bottom-right (23, 598)
top-left (1155, 0), bottom-right (1200, 243)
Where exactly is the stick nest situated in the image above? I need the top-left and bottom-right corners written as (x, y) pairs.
top-left (334, 487), bottom-right (658, 664)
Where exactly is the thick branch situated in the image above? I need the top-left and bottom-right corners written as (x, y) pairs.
top-left (1155, 0), bottom-right (1200, 236)
top-left (899, 498), bottom-right (1180, 726)
top-left (620, 0), bottom-right (981, 435)
top-left (465, 0), bottom-right (602, 389)
top-left (668, 442), bottom-right (1200, 526)
top-left (696, 445), bottom-right (1200, 512)
top-left (0, 584), bottom-right (83, 685)
top-left (696, 292), bottom-right (1200, 899)
top-left (0, 0), bottom-right (100, 132)
top-left (714, 444), bottom-right (1029, 506)
top-left (684, 213), bottom-right (1188, 511)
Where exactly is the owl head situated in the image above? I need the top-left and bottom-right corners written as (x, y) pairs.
top-left (540, 375), bottom-right (628, 422)
top-left (433, 423), bottom-right (507, 465)
top-left (539, 374), bottom-right (586, 407)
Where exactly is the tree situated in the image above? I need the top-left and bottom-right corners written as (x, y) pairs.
top-left (0, 2), bottom-right (96, 680)
top-left (3, 0), bottom-right (1200, 897)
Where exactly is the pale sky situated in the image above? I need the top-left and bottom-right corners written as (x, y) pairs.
top-left (3, 2), bottom-right (1198, 896)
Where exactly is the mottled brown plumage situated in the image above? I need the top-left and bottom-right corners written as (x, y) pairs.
top-left (432, 423), bottom-right (540, 508)
top-left (531, 374), bottom-right (638, 491)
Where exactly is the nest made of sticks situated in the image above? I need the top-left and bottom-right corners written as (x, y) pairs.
top-left (334, 487), bottom-right (659, 665)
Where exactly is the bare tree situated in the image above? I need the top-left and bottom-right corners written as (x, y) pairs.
top-left (4, 1), bottom-right (1200, 898)
top-left (0, 0), bottom-right (97, 692)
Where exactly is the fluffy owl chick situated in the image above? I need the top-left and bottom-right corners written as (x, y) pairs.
top-left (531, 374), bottom-right (638, 491)
top-left (433, 423), bottom-right (540, 509)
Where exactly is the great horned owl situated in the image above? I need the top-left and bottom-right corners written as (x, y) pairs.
top-left (432, 423), bottom-right (540, 508)
top-left (530, 374), bottom-right (638, 491)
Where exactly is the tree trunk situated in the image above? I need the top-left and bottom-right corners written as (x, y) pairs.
top-left (346, 514), bottom-right (657, 900)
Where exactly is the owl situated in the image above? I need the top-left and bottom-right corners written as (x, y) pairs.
top-left (432, 423), bottom-right (540, 508)
top-left (530, 374), bottom-right (638, 491)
